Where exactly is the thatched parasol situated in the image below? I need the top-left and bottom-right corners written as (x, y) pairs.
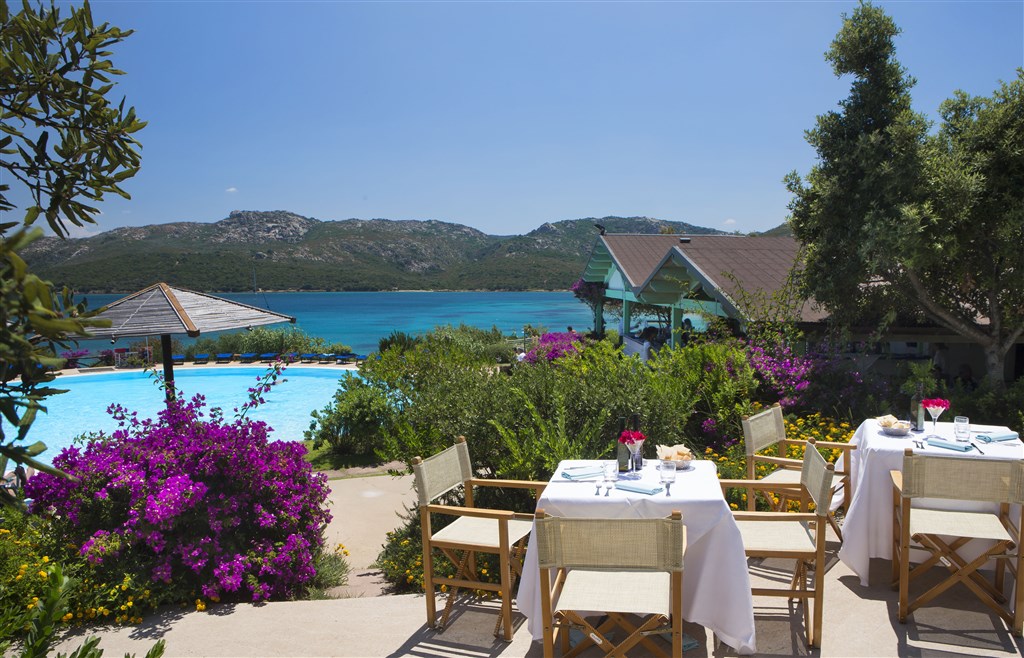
top-left (82, 283), bottom-right (295, 399)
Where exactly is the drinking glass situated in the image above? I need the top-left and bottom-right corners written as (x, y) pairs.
top-left (953, 416), bottom-right (970, 443)
top-left (603, 461), bottom-right (618, 493)
top-left (659, 460), bottom-right (676, 494)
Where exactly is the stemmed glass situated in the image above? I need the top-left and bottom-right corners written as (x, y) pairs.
top-left (626, 439), bottom-right (645, 475)
top-left (925, 405), bottom-right (945, 437)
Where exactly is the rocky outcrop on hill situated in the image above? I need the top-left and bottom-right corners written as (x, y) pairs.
top-left (23, 211), bottom-right (725, 292)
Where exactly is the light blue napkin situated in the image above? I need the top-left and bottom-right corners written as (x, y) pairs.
top-left (926, 437), bottom-right (972, 452)
top-left (561, 467), bottom-right (604, 480)
top-left (614, 482), bottom-right (664, 495)
top-left (975, 430), bottom-right (1019, 443)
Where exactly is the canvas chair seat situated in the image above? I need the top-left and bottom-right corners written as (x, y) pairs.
top-left (534, 510), bottom-right (686, 658)
top-left (891, 449), bottom-right (1024, 635)
top-left (554, 570), bottom-right (672, 618)
top-left (432, 516), bottom-right (535, 549)
top-left (735, 519), bottom-right (816, 554)
top-left (413, 436), bottom-right (547, 642)
top-left (741, 404), bottom-right (853, 542)
top-left (759, 467), bottom-right (803, 486)
top-left (909, 508), bottom-right (1014, 543)
top-left (721, 444), bottom-right (835, 648)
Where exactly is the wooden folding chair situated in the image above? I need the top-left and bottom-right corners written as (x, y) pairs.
top-left (742, 404), bottom-right (854, 540)
top-left (722, 444), bottom-right (835, 648)
top-left (533, 509), bottom-right (686, 658)
top-left (891, 449), bottom-right (1024, 635)
top-left (412, 436), bottom-right (547, 641)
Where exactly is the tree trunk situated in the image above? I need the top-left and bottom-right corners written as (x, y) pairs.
top-left (983, 343), bottom-right (1007, 389)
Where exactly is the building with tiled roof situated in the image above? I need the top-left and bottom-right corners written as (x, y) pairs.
top-left (581, 234), bottom-right (821, 348)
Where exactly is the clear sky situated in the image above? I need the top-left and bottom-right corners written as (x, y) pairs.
top-left (38, 1), bottom-right (1024, 237)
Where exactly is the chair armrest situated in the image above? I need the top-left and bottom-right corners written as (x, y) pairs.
top-left (424, 503), bottom-right (518, 521)
top-left (889, 470), bottom-right (902, 491)
top-left (732, 511), bottom-right (818, 522)
top-left (467, 478), bottom-right (548, 496)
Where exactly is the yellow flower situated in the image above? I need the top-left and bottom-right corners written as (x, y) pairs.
top-left (41, 556), bottom-right (49, 563)
top-left (38, 570), bottom-right (47, 579)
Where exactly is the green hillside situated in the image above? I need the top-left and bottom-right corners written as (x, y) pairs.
top-left (24, 211), bottom-right (725, 292)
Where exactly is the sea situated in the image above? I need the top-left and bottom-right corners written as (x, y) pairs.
top-left (75, 291), bottom-right (594, 355)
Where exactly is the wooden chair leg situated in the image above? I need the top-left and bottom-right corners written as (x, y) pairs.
top-left (439, 549), bottom-right (472, 630)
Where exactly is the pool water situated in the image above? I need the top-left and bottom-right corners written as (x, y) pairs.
top-left (5, 367), bottom-right (348, 466)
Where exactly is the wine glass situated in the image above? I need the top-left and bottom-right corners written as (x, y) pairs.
top-left (626, 439), bottom-right (644, 475)
top-left (659, 460), bottom-right (676, 496)
top-left (926, 405), bottom-right (945, 437)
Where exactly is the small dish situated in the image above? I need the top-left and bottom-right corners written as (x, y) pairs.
top-left (881, 423), bottom-right (911, 437)
top-left (661, 459), bottom-right (694, 471)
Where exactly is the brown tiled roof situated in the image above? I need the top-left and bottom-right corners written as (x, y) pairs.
top-left (601, 234), bottom-right (690, 287)
top-left (597, 234), bottom-right (826, 323)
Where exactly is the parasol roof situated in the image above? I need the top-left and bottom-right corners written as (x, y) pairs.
top-left (83, 283), bottom-right (295, 339)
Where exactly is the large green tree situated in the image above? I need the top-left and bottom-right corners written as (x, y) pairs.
top-left (0, 0), bottom-right (145, 475)
top-left (786, 2), bottom-right (1024, 385)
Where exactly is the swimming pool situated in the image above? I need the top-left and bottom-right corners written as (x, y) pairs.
top-left (4, 367), bottom-right (348, 466)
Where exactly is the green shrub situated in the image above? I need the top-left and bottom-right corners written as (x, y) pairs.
top-left (306, 374), bottom-right (397, 455)
top-left (187, 327), bottom-right (351, 359)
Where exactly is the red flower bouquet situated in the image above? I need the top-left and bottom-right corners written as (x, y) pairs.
top-left (921, 398), bottom-right (950, 411)
top-left (618, 430), bottom-right (646, 444)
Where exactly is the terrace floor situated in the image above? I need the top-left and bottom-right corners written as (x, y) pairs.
top-left (49, 475), bottom-right (1024, 657)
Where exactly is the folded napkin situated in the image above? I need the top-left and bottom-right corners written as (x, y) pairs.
top-left (561, 467), bottom-right (604, 480)
top-left (614, 482), bottom-right (663, 495)
top-left (926, 437), bottom-right (972, 452)
top-left (975, 430), bottom-right (1019, 443)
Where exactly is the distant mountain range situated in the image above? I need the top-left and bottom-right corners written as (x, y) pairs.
top-left (23, 211), bottom-right (786, 293)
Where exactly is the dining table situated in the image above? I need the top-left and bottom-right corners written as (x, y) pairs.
top-left (837, 418), bottom-right (1024, 587)
top-left (516, 458), bottom-right (757, 654)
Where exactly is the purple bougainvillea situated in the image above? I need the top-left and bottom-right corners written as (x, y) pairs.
top-left (26, 376), bottom-right (332, 604)
top-left (523, 332), bottom-right (584, 364)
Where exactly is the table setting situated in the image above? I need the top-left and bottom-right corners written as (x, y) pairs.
top-left (838, 403), bottom-right (1023, 586)
top-left (516, 455), bottom-right (757, 654)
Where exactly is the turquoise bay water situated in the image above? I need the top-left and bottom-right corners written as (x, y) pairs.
top-left (17, 292), bottom-right (591, 466)
top-left (13, 368), bottom-right (348, 466)
top-left (80, 291), bottom-right (593, 355)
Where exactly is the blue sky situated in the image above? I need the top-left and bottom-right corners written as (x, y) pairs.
top-left (39, 1), bottom-right (1024, 236)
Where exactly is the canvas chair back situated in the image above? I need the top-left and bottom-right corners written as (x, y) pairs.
top-left (801, 445), bottom-right (835, 515)
top-left (743, 404), bottom-right (787, 456)
top-left (413, 439), bottom-right (474, 506)
top-left (901, 452), bottom-right (1024, 504)
top-left (534, 515), bottom-right (685, 572)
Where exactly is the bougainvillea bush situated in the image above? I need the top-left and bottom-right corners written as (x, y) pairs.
top-left (25, 390), bottom-right (332, 606)
top-left (522, 331), bottom-right (583, 363)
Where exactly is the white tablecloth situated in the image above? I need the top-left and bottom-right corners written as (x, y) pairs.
top-left (838, 419), bottom-right (1023, 586)
top-left (516, 459), bottom-right (756, 654)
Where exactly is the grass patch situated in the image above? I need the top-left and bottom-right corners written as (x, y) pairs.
top-left (304, 548), bottom-right (351, 600)
top-left (302, 440), bottom-right (382, 471)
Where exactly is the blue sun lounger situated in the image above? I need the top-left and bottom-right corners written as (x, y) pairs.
top-left (193, 353), bottom-right (210, 364)
top-left (172, 354), bottom-right (185, 365)
top-left (317, 353), bottom-right (335, 364)
top-left (215, 353), bottom-right (233, 363)
top-left (259, 353), bottom-right (278, 363)
top-left (239, 353), bottom-right (258, 363)
top-left (300, 353), bottom-right (317, 363)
